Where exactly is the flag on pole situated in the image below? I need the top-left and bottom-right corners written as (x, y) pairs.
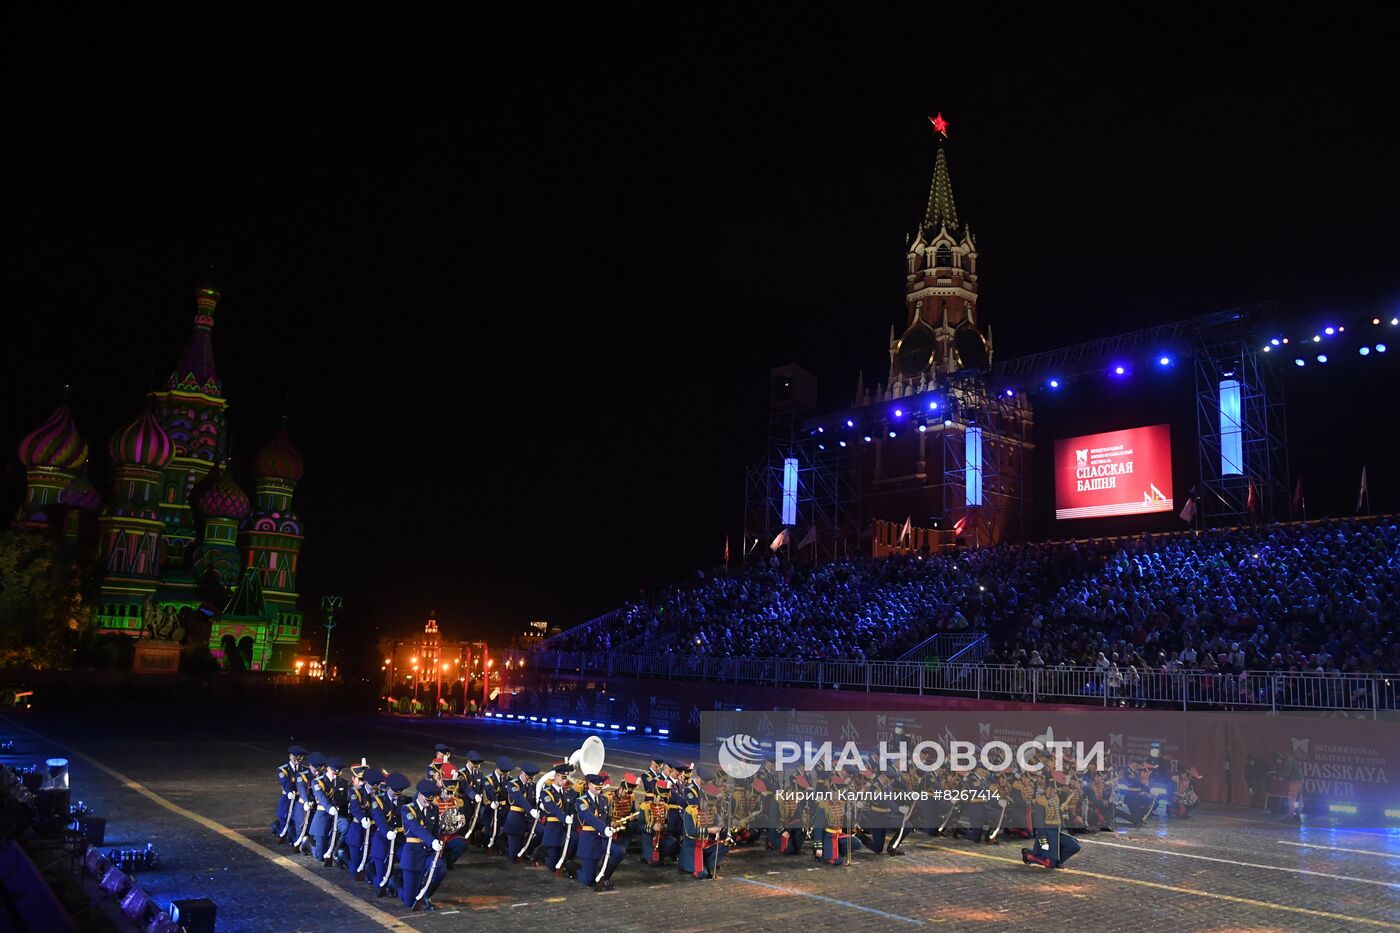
top-left (1357, 466), bottom-right (1369, 512)
top-left (952, 513), bottom-right (968, 537)
top-left (769, 529), bottom-right (788, 552)
top-left (724, 535), bottom-right (730, 564)
top-left (1178, 498), bottom-right (1196, 523)
top-left (798, 526), bottom-right (817, 549)
top-left (1246, 478), bottom-right (1258, 516)
top-left (899, 515), bottom-right (912, 544)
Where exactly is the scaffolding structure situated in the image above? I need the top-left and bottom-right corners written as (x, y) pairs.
top-left (939, 372), bottom-right (1032, 546)
top-left (743, 408), bottom-right (858, 564)
top-left (1191, 313), bottom-right (1290, 524)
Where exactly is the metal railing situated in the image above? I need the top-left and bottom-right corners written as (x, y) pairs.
top-left (896, 631), bottom-right (985, 663)
top-left (504, 648), bottom-right (1397, 717)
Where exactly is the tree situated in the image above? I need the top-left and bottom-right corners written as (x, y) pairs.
top-left (0, 529), bottom-right (92, 668)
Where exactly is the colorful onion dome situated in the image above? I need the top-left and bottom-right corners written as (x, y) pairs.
top-left (59, 471), bottom-right (102, 512)
top-left (18, 404), bottom-right (88, 471)
top-left (193, 463), bottom-right (251, 520)
top-left (108, 409), bottom-right (175, 468)
top-left (253, 423), bottom-right (304, 481)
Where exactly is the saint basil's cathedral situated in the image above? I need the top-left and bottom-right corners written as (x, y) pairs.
top-left (12, 287), bottom-right (306, 672)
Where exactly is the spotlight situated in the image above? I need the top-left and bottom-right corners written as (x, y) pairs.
top-left (817, 443), bottom-right (825, 450)
top-left (1048, 379), bottom-right (1060, 388)
top-left (1377, 343), bottom-right (1388, 353)
top-left (838, 440), bottom-right (848, 448)
top-left (1339, 326), bottom-right (1345, 332)
top-left (1360, 346), bottom-right (1371, 356)
top-left (1317, 354), bottom-right (1328, 363)
top-left (1270, 338), bottom-right (1280, 346)
top-left (817, 426), bottom-right (824, 433)
top-left (1283, 337), bottom-right (1289, 344)
top-left (929, 401), bottom-right (940, 411)
top-left (1294, 359), bottom-right (1305, 367)
top-left (1374, 318), bottom-right (1382, 325)
top-left (944, 418), bottom-right (952, 427)
top-left (888, 430), bottom-right (897, 438)
top-left (1313, 335), bottom-right (1321, 342)
top-left (863, 435), bottom-right (872, 442)
top-left (1325, 326), bottom-right (1335, 335)
top-left (1393, 318), bottom-right (1399, 326)
top-left (894, 408), bottom-right (903, 418)
top-left (1328, 803), bottom-right (1358, 814)
top-left (1158, 356), bottom-right (1171, 366)
top-left (1263, 346), bottom-right (1271, 352)
top-left (1004, 388), bottom-right (1015, 397)
top-left (918, 423), bottom-right (928, 433)
top-left (846, 419), bottom-right (855, 428)
top-left (1114, 366), bottom-right (1125, 375)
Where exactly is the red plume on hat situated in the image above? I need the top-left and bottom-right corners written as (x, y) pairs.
top-left (622, 772), bottom-right (638, 785)
top-left (752, 779), bottom-right (770, 794)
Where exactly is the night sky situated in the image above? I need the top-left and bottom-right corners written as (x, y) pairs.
top-left (4, 13), bottom-right (1398, 667)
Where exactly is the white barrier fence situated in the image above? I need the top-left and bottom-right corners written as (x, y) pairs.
top-left (506, 649), bottom-right (1397, 716)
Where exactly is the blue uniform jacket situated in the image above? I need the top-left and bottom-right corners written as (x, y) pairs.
top-left (399, 800), bottom-right (438, 872)
top-left (504, 777), bottom-right (532, 835)
top-left (539, 784), bottom-right (569, 846)
top-left (575, 790), bottom-right (610, 860)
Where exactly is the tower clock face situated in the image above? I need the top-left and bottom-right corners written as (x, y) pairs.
top-left (897, 324), bottom-right (936, 377)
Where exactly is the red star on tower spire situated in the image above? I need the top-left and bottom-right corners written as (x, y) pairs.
top-left (929, 112), bottom-right (949, 138)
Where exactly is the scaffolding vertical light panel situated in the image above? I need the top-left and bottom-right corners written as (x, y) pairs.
top-left (1219, 378), bottom-right (1243, 476)
top-left (782, 457), bottom-right (798, 527)
top-left (965, 426), bottom-right (984, 506)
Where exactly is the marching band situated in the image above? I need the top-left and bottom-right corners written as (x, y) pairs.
top-left (272, 739), bottom-right (1203, 908)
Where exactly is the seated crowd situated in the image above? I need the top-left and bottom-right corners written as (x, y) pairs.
top-left (554, 519), bottom-right (1399, 675)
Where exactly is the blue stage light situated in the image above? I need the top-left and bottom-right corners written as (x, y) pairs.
top-left (1049, 379), bottom-right (1060, 388)
top-left (944, 418), bottom-right (952, 427)
top-left (1270, 338), bottom-right (1280, 346)
top-left (1360, 346), bottom-right (1371, 356)
top-left (1114, 365), bottom-right (1125, 375)
top-left (1377, 343), bottom-right (1388, 353)
top-left (838, 440), bottom-right (847, 448)
top-left (863, 435), bottom-right (872, 442)
top-left (1004, 388), bottom-right (1015, 397)
top-left (888, 430), bottom-right (897, 438)
top-left (929, 401), bottom-right (939, 411)
top-left (1294, 359), bottom-right (1305, 367)
top-left (817, 443), bottom-right (825, 450)
top-left (1159, 356), bottom-right (1171, 366)
top-left (658, 729), bottom-right (670, 736)
top-left (918, 424), bottom-right (927, 433)
top-left (1392, 317), bottom-right (1399, 326)
top-left (894, 408), bottom-right (903, 418)
top-left (817, 426), bottom-right (824, 433)
top-left (1263, 346), bottom-right (1271, 352)
top-left (846, 419), bottom-right (855, 427)
top-left (1325, 326), bottom-right (1335, 335)
top-left (1313, 335), bottom-right (1321, 342)
top-left (1317, 354), bottom-right (1328, 363)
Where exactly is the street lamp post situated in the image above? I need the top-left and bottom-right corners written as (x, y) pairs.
top-left (321, 595), bottom-right (343, 673)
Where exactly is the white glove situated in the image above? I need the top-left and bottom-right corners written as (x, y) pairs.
top-left (386, 829), bottom-right (398, 841)
top-left (490, 801), bottom-right (498, 810)
top-left (287, 791), bottom-right (296, 800)
top-left (303, 802), bottom-right (312, 811)
top-left (432, 839), bottom-right (443, 852)
top-left (898, 805), bottom-right (911, 815)
top-left (361, 817), bottom-right (372, 829)
top-left (604, 826), bottom-right (614, 837)
top-left (565, 815), bottom-right (574, 826)
top-left (328, 807), bottom-right (338, 816)
top-left (529, 808), bottom-right (540, 820)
